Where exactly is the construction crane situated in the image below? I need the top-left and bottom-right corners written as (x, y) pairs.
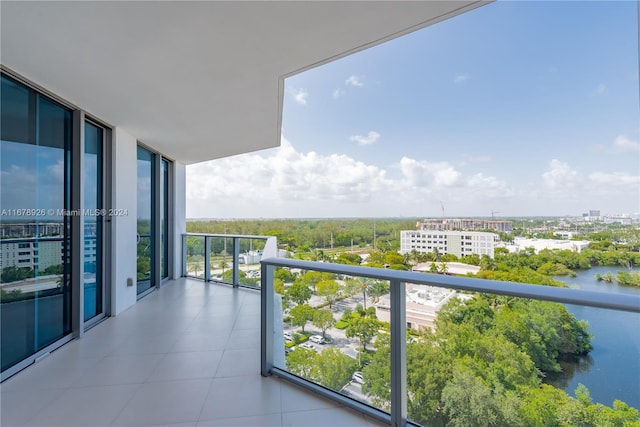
top-left (491, 210), bottom-right (500, 219)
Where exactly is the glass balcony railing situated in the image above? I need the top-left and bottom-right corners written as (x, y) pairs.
top-left (260, 258), bottom-right (640, 427)
top-left (182, 233), bottom-right (276, 288)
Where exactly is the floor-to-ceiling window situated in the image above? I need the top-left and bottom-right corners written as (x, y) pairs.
top-left (0, 73), bottom-right (72, 373)
top-left (161, 159), bottom-right (169, 280)
top-left (84, 121), bottom-right (103, 321)
top-left (137, 147), bottom-right (172, 294)
top-left (136, 146), bottom-right (155, 295)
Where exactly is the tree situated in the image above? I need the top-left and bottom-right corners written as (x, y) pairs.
top-left (441, 368), bottom-right (511, 427)
top-left (0, 266), bottom-right (35, 283)
top-left (286, 347), bottom-right (317, 378)
top-left (312, 347), bottom-right (358, 391)
top-left (298, 271), bottom-right (334, 293)
top-left (438, 262), bottom-right (448, 274)
top-left (366, 250), bottom-right (386, 266)
top-left (286, 282), bottom-right (312, 305)
top-left (345, 315), bottom-right (378, 350)
top-left (335, 252), bottom-right (362, 265)
top-left (275, 267), bottom-right (296, 283)
top-left (383, 251), bottom-right (405, 266)
top-left (289, 304), bottom-right (315, 333)
top-left (274, 278), bottom-right (285, 295)
top-left (316, 279), bottom-right (340, 308)
top-left (219, 259), bottom-right (228, 274)
top-left (313, 309), bottom-right (336, 338)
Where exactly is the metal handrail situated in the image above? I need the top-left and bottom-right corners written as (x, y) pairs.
top-left (262, 257), bottom-right (640, 313)
top-left (182, 233), bottom-right (277, 287)
top-left (260, 257), bottom-right (640, 427)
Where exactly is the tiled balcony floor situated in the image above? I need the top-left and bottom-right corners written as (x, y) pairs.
top-left (1, 278), bottom-right (385, 427)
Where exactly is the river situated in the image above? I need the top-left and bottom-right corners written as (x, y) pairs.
top-left (546, 266), bottom-right (640, 409)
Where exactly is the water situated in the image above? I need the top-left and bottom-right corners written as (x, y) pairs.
top-left (547, 266), bottom-right (640, 408)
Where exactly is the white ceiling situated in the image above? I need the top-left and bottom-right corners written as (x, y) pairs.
top-left (1, 1), bottom-right (487, 164)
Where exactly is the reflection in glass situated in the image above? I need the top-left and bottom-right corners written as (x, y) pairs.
top-left (137, 146), bottom-right (155, 294)
top-left (161, 159), bottom-right (169, 279)
top-left (84, 122), bottom-right (102, 321)
top-left (0, 74), bottom-right (71, 372)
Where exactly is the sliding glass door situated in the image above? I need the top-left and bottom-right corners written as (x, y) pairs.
top-left (161, 159), bottom-right (169, 280)
top-left (0, 74), bottom-right (72, 372)
top-left (84, 122), bottom-right (103, 321)
top-left (136, 146), bottom-right (155, 295)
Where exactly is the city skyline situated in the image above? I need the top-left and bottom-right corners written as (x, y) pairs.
top-left (186, 1), bottom-right (639, 219)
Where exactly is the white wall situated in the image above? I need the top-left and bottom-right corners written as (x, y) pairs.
top-left (110, 127), bottom-right (138, 315)
top-left (173, 162), bottom-right (186, 279)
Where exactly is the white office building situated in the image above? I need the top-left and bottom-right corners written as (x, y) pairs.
top-left (400, 229), bottom-right (497, 258)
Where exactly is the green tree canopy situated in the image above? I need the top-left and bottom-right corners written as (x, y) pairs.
top-left (286, 281), bottom-right (312, 305)
top-left (289, 304), bottom-right (315, 333)
top-left (316, 279), bottom-right (341, 308)
top-left (286, 347), bottom-right (317, 378)
top-left (312, 309), bottom-right (336, 338)
top-left (312, 347), bottom-right (358, 392)
top-left (345, 315), bottom-right (379, 350)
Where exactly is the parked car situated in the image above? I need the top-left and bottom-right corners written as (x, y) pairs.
top-left (299, 343), bottom-right (316, 351)
top-left (352, 371), bottom-right (365, 384)
top-left (309, 335), bottom-right (326, 344)
top-left (284, 331), bottom-right (293, 341)
top-left (285, 346), bottom-right (295, 354)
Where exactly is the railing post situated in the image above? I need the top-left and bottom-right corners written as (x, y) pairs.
top-left (390, 279), bottom-right (407, 427)
top-left (233, 237), bottom-right (240, 287)
top-left (182, 234), bottom-right (187, 277)
top-left (204, 235), bottom-right (211, 282)
top-left (261, 262), bottom-right (274, 376)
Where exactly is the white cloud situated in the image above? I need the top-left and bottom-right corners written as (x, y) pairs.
top-left (187, 138), bottom-right (393, 206)
top-left (345, 75), bottom-right (364, 87)
top-left (592, 83), bottom-right (607, 96)
top-left (186, 142), bottom-right (637, 218)
top-left (48, 159), bottom-right (65, 184)
top-left (589, 171), bottom-right (640, 186)
top-left (467, 173), bottom-right (514, 198)
top-left (287, 87), bottom-right (308, 105)
top-left (186, 139), bottom-right (517, 218)
top-left (612, 135), bottom-right (639, 152)
top-left (332, 88), bottom-right (345, 99)
top-left (542, 159), bottom-right (580, 188)
top-left (349, 131), bottom-right (380, 146)
top-left (454, 73), bottom-right (469, 83)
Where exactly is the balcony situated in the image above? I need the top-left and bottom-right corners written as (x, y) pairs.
top-left (2, 233), bottom-right (639, 427)
top-left (260, 258), bottom-right (640, 427)
top-left (1, 277), bottom-right (384, 427)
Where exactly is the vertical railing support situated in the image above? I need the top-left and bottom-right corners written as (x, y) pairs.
top-left (232, 237), bottom-right (240, 287)
top-left (204, 236), bottom-right (211, 282)
top-left (71, 109), bottom-right (85, 337)
top-left (182, 234), bottom-right (188, 277)
top-left (261, 262), bottom-right (275, 376)
top-left (390, 279), bottom-right (407, 427)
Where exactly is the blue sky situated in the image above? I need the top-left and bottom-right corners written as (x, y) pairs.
top-left (187, 1), bottom-right (639, 219)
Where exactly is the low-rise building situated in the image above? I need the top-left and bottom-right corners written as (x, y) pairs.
top-left (416, 218), bottom-right (512, 232)
top-left (498, 237), bottom-right (590, 253)
top-left (375, 284), bottom-right (469, 330)
top-left (400, 229), bottom-right (497, 258)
